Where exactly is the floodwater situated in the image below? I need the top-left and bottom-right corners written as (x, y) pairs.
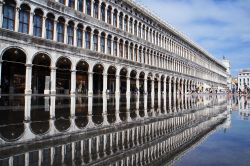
top-left (0, 94), bottom-right (246, 166)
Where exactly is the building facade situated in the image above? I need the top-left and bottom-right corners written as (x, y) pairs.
top-left (238, 70), bottom-right (250, 92)
top-left (220, 58), bottom-right (232, 91)
top-left (0, 0), bottom-right (227, 96)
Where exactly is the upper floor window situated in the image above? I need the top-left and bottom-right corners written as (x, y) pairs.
top-left (119, 40), bottom-right (123, 57)
top-left (2, 0), bottom-right (16, 30)
top-left (129, 19), bottom-right (133, 34)
top-left (124, 16), bottom-right (128, 32)
top-left (129, 45), bottom-right (133, 60)
top-left (85, 27), bottom-right (91, 49)
top-left (57, 17), bottom-right (65, 43)
top-left (101, 3), bottom-right (106, 22)
top-left (86, 0), bottom-right (91, 16)
top-left (107, 35), bottom-right (111, 54)
top-left (134, 21), bottom-right (137, 36)
top-left (93, 0), bottom-right (99, 19)
top-left (19, 4), bottom-right (30, 34)
top-left (68, 0), bottom-right (75, 8)
top-left (107, 7), bottom-right (112, 24)
top-left (134, 46), bottom-right (138, 62)
top-left (124, 42), bottom-right (128, 59)
top-left (45, 13), bottom-right (54, 40)
top-left (100, 33), bottom-right (105, 53)
top-left (113, 38), bottom-right (118, 56)
top-left (138, 24), bottom-right (141, 38)
top-left (77, 0), bottom-right (83, 12)
top-left (113, 10), bottom-right (118, 27)
top-left (93, 30), bottom-right (98, 51)
top-left (119, 13), bottom-right (123, 29)
top-left (77, 24), bottom-right (83, 47)
top-left (67, 21), bottom-right (74, 45)
top-left (33, 9), bottom-right (43, 37)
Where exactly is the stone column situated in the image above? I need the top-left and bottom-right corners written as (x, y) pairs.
top-left (151, 79), bottom-right (154, 97)
top-left (115, 74), bottom-right (120, 95)
top-left (0, 61), bottom-right (2, 93)
top-left (64, 23), bottom-right (67, 44)
top-left (50, 67), bottom-right (56, 95)
top-left (53, 20), bottom-right (57, 41)
top-left (29, 12), bottom-right (34, 36)
top-left (158, 79), bottom-right (161, 98)
top-left (25, 64), bottom-right (32, 94)
top-left (163, 78), bottom-right (166, 97)
top-left (88, 72), bottom-right (93, 96)
top-left (83, 0), bottom-right (86, 14)
top-left (103, 73), bottom-right (107, 95)
top-left (24, 95), bottom-right (31, 121)
top-left (0, 1), bottom-right (3, 28)
top-left (73, 25), bottom-right (77, 47)
top-left (15, 7), bottom-right (20, 32)
top-left (169, 81), bottom-right (171, 98)
top-left (70, 96), bottom-right (75, 117)
top-left (71, 70), bottom-right (76, 95)
top-left (144, 78), bottom-right (147, 94)
top-left (126, 76), bottom-right (130, 95)
top-left (136, 77), bottom-right (139, 95)
top-left (41, 16), bottom-right (46, 38)
top-left (173, 80), bottom-right (176, 99)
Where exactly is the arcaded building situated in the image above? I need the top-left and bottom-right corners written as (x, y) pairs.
top-left (0, 0), bottom-right (227, 96)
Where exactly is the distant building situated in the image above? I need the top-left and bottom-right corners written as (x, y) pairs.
top-left (238, 70), bottom-right (250, 92)
top-left (220, 57), bottom-right (232, 91)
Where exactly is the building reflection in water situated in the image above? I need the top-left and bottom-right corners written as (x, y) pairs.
top-left (0, 94), bottom-right (229, 165)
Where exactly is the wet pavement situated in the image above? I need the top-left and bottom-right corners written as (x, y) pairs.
top-left (0, 94), bottom-right (236, 165)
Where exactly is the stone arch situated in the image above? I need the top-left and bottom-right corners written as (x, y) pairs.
top-left (1, 47), bottom-right (27, 94)
top-left (76, 60), bottom-right (89, 94)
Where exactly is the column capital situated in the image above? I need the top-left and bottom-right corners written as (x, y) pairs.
top-left (50, 67), bottom-right (57, 70)
top-left (71, 69), bottom-right (77, 72)
top-left (88, 71), bottom-right (94, 75)
top-left (25, 64), bottom-right (33, 67)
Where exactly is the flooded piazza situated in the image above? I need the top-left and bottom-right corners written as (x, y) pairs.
top-left (0, 94), bottom-right (235, 166)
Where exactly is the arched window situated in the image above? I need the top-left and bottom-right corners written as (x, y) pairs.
top-left (101, 3), bottom-right (106, 22)
top-left (139, 48), bottom-right (142, 63)
top-left (68, 0), bottom-right (75, 8)
top-left (93, 0), bottom-right (99, 19)
top-left (2, 0), bottom-right (16, 30)
top-left (77, 24), bottom-right (83, 47)
top-left (113, 38), bottom-right (118, 56)
top-left (134, 46), bottom-right (138, 62)
top-left (100, 33), bottom-right (105, 53)
top-left (107, 6), bottom-right (112, 24)
top-left (146, 27), bottom-right (148, 41)
top-left (77, 0), bottom-right (83, 12)
top-left (59, 0), bottom-right (65, 5)
top-left (113, 10), bottom-right (117, 27)
top-left (33, 9), bottom-right (43, 37)
top-left (119, 40), bottom-right (123, 57)
top-left (134, 21), bottom-right (137, 36)
top-left (129, 44), bottom-right (133, 60)
top-left (107, 35), bottom-right (111, 54)
top-left (119, 13), bottom-right (123, 29)
top-left (93, 30), bottom-right (98, 51)
top-left (124, 42), bottom-right (128, 59)
top-left (57, 17), bottom-right (65, 43)
top-left (138, 23), bottom-right (141, 38)
top-left (85, 27), bottom-right (91, 49)
top-left (86, 0), bottom-right (91, 16)
top-left (45, 13), bottom-right (54, 40)
top-left (124, 16), bottom-right (128, 32)
top-left (67, 21), bottom-right (74, 45)
top-left (19, 4), bottom-right (30, 34)
top-left (129, 18), bottom-right (133, 33)
top-left (142, 25), bottom-right (145, 39)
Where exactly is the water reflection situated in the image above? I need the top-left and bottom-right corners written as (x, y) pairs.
top-left (0, 94), bottom-right (229, 165)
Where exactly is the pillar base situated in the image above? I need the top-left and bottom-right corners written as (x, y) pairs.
top-left (88, 91), bottom-right (93, 96)
top-left (126, 92), bottom-right (131, 96)
top-left (70, 91), bottom-right (76, 96)
top-left (50, 90), bottom-right (56, 95)
top-left (44, 89), bottom-right (50, 95)
top-left (25, 89), bottom-right (32, 95)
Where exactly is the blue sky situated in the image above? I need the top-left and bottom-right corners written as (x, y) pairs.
top-left (135, 0), bottom-right (250, 76)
